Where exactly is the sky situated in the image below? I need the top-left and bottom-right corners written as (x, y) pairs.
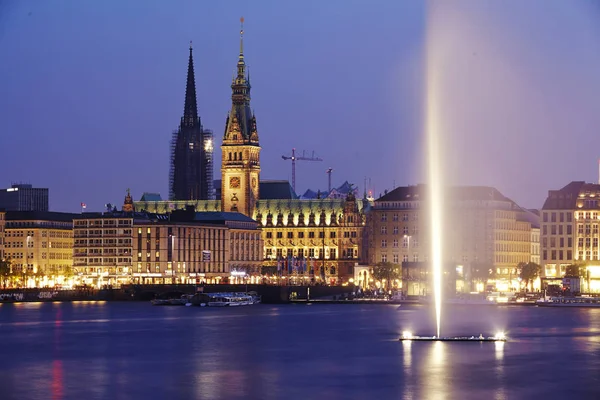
top-left (0, 0), bottom-right (599, 212)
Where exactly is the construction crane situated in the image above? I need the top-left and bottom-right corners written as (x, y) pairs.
top-left (326, 168), bottom-right (333, 192)
top-left (281, 148), bottom-right (323, 193)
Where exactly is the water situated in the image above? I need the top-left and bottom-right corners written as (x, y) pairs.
top-left (0, 302), bottom-right (599, 399)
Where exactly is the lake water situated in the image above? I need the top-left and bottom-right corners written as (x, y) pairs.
top-left (0, 301), bottom-right (599, 400)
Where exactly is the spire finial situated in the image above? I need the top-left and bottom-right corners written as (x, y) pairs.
top-left (189, 40), bottom-right (193, 50)
top-left (240, 16), bottom-right (244, 55)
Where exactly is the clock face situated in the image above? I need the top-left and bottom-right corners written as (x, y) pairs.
top-left (230, 177), bottom-right (240, 188)
top-left (252, 177), bottom-right (257, 188)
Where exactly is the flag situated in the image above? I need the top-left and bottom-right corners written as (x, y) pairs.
top-left (80, 202), bottom-right (87, 209)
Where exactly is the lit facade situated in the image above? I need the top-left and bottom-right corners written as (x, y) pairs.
top-left (73, 209), bottom-right (262, 287)
top-left (4, 211), bottom-right (77, 288)
top-left (541, 181), bottom-right (600, 292)
top-left (0, 210), bottom-right (5, 260)
top-left (220, 23), bottom-right (260, 217)
top-left (367, 185), bottom-right (539, 292)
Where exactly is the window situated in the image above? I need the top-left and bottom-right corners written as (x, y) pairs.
top-left (543, 213), bottom-right (548, 222)
top-left (393, 239), bottom-right (398, 248)
top-left (309, 232), bottom-right (315, 239)
top-left (287, 232), bottom-right (293, 239)
top-left (298, 232), bottom-right (304, 238)
top-left (403, 226), bottom-right (408, 235)
top-left (266, 232), bottom-right (273, 239)
top-left (403, 255), bottom-right (408, 262)
top-left (380, 226), bottom-right (387, 234)
top-left (381, 240), bottom-right (387, 248)
top-left (276, 232), bottom-right (283, 239)
top-left (567, 225), bottom-right (572, 235)
top-left (381, 254), bottom-right (387, 263)
top-left (402, 214), bottom-right (409, 222)
top-left (393, 214), bottom-right (398, 222)
top-left (381, 214), bottom-right (387, 222)
top-left (393, 254), bottom-right (399, 263)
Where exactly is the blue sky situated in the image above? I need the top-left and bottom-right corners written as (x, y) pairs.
top-left (0, 0), bottom-right (599, 212)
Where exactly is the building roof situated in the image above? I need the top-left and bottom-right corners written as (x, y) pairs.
top-left (260, 180), bottom-right (298, 200)
top-left (191, 211), bottom-right (257, 224)
top-left (5, 211), bottom-right (79, 222)
top-left (376, 185), bottom-right (514, 203)
top-left (140, 192), bottom-right (163, 202)
top-left (541, 181), bottom-right (600, 210)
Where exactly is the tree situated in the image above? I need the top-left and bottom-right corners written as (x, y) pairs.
top-left (519, 262), bottom-right (541, 292)
top-left (565, 263), bottom-right (587, 278)
top-left (0, 259), bottom-right (15, 289)
top-left (371, 262), bottom-right (401, 289)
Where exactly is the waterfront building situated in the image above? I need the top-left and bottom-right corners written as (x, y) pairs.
top-left (170, 43), bottom-right (214, 201)
top-left (0, 184), bottom-right (49, 212)
top-left (367, 185), bottom-right (539, 293)
top-left (134, 22), bottom-right (369, 284)
top-left (74, 194), bottom-right (261, 287)
top-left (0, 210), bottom-right (5, 260)
top-left (3, 211), bottom-right (77, 288)
top-left (540, 181), bottom-right (600, 292)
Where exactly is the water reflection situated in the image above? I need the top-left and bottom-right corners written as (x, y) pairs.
top-left (422, 341), bottom-right (448, 400)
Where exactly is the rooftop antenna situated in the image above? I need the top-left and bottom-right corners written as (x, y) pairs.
top-left (326, 168), bottom-right (333, 192)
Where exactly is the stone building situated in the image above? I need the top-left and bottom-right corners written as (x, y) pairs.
top-left (73, 194), bottom-right (262, 287)
top-left (4, 211), bottom-right (77, 287)
top-left (540, 181), bottom-right (600, 292)
top-left (367, 185), bottom-right (539, 293)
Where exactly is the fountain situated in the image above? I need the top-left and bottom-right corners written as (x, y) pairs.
top-left (399, 1), bottom-right (506, 343)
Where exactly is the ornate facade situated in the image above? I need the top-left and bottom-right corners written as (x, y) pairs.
top-left (221, 19), bottom-right (260, 216)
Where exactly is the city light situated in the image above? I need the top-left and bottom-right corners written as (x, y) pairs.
top-left (402, 331), bottom-right (413, 340)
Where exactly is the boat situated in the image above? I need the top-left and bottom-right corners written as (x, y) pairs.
top-left (151, 292), bottom-right (191, 306)
top-left (186, 292), bottom-right (260, 307)
top-left (536, 296), bottom-right (600, 307)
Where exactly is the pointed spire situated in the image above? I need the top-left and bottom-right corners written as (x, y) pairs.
top-left (239, 17), bottom-right (244, 56)
top-left (182, 41), bottom-right (199, 129)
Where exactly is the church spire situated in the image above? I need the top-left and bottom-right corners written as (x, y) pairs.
top-left (182, 41), bottom-right (199, 129)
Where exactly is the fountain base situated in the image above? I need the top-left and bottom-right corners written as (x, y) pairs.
top-left (399, 332), bottom-right (507, 342)
top-left (399, 336), bottom-right (506, 342)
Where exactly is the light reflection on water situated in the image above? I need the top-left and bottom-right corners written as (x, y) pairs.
top-left (1, 303), bottom-right (600, 399)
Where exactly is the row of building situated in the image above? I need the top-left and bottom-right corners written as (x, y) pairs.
top-left (1, 180), bottom-right (598, 292)
top-left (2, 22), bottom-right (597, 293)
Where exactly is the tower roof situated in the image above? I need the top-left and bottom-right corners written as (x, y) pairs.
top-left (182, 42), bottom-right (200, 129)
top-left (223, 17), bottom-right (258, 144)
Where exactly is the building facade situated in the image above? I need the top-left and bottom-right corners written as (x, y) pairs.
top-left (540, 181), bottom-right (600, 292)
top-left (73, 207), bottom-right (262, 287)
top-left (367, 185), bottom-right (539, 293)
top-left (0, 210), bottom-right (5, 260)
top-left (170, 44), bottom-right (214, 201)
top-left (0, 184), bottom-right (49, 212)
top-left (4, 211), bottom-right (77, 288)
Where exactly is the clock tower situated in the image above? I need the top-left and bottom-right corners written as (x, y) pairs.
top-left (221, 17), bottom-right (261, 216)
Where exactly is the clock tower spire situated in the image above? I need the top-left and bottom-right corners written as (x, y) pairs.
top-left (221, 17), bottom-right (261, 216)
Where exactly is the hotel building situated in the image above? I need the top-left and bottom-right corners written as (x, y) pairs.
top-left (367, 185), bottom-right (539, 293)
top-left (541, 181), bottom-right (600, 292)
top-left (73, 193), bottom-right (262, 287)
top-left (3, 211), bottom-right (77, 287)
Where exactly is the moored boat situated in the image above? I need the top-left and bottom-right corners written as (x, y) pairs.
top-left (536, 296), bottom-right (600, 307)
top-left (187, 292), bottom-right (260, 307)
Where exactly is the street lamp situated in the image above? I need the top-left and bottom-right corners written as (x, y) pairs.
top-left (23, 235), bottom-right (31, 288)
top-left (169, 234), bottom-right (176, 285)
